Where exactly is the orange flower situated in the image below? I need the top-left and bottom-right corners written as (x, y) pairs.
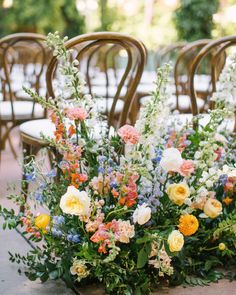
top-left (111, 188), bottom-right (119, 198)
top-left (223, 197), bottom-right (233, 205)
top-left (68, 125), bottom-right (76, 137)
top-left (178, 214), bottom-right (199, 236)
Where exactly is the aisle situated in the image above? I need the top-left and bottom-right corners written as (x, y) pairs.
top-left (0, 133), bottom-right (235, 295)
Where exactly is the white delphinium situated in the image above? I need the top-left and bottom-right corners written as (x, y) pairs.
top-left (134, 64), bottom-right (172, 171)
top-left (46, 32), bottom-right (99, 124)
top-left (211, 53), bottom-right (236, 111)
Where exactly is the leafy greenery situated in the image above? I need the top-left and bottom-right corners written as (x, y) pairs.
top-left (0, 0), bottom-right (85, 38)
top-left (173, 0), bottom-right (219, 41)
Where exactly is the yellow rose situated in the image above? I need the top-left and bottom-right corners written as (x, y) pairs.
top-left (167, 182), bottom-right (190, 206)
top-left (218, 243), bottom-right (226, 251)
top-left (168, 230), bottom-right (184, 252)
top-left (35, 214), bottom-right (50, 232)
top-left (203, 198), bottom-right (222, 218)
top-left (60, 186), bottom-right (91, 217)
top-left (70, 259), bottom-right (90, 282)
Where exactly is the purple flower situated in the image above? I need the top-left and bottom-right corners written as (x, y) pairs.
top-left (46, 169), bottom-right (57, 178)
top-left (25, 173), bottom-right (36, 182)
top-left (98, 155), bottom-right (107, 163)
top-left (98, 166), bottom-right (105, 174)
top-left (72, 234), bottom-right (80, 243)
top-left (107, 167), bottom-right (113, 173)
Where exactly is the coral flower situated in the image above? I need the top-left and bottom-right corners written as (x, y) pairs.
top-left (117, 124), bottom-right (140, 144)
top-left (178, 214), bottom-right (199, 236)
top-left (66, 107), bottom-right (88, 121)
top-left (179, 160), bottom-right (195, 177)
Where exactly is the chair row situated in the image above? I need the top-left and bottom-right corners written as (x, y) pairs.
top-left (0, 32), bottom-right (236, 163)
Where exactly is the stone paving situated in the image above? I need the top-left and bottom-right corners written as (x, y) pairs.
top-left (0, 131), bottom-right (236, 295)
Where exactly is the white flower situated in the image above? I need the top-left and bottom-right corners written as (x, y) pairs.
top-left (167, 230), bottom-right (184, 252)
top-left (194, 151), bottom-right (201, 160)
top-left (160, 148), bottom-right (183, 172)
top-left (133, 203), bottom-right (151, 225)
top-left (214, 133), bottom-right (227, 143)
top-left (60, 186), bottom-right (91, 217)
top-left (205, 180), bottom-right (213, 188)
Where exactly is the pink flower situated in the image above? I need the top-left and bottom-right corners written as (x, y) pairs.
top-left (65, 107), bottom-right (88, 121)
top-left (179, 160), bottom-right (195, 177)
top-left (117, 124), bottom-right (140, 144)
top-left (215, 147), bottom-right (224, 161)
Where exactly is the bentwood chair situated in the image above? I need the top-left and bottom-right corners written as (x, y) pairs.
top-left (173, 39), bottom-right (213, 113)
top-left (139, 40), bottom-right (211, 114)
top-left (19, 32), bottom-right (146, 208)
top-left (189, 35), bottom-right (236, 132)
top-left (0, 33), bottom-right (49, 160)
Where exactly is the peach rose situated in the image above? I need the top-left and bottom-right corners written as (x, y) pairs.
top-left (179, 160), bottom-right (195, 177)
top-left (117, 124), bottom-right (140, 144)
top-left (65, 107), bottom-right (88, 121)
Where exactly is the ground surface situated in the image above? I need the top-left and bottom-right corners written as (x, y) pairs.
top-left (0, 131), bottom-right (236, 295)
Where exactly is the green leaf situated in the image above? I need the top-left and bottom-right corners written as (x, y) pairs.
top-left (137, 243), bottom-right (151, 269)
top-left (49, 270), bottom-right (59, 280)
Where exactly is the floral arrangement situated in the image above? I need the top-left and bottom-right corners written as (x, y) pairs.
top-left (1, 33), bottom-right (236, 295)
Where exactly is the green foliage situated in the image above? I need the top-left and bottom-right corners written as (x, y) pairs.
top-left (213, 213), bottom-right (236, 239)
top-left (0, 0), bottom-right (85, 37)
top-left (173, 0), bottom-right (219, 41)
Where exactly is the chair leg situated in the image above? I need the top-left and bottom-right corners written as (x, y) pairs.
top-left (8, 136), bottom-right (18, 160)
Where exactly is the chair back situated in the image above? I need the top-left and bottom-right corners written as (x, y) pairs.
top-left (189, 35), bottom-right (236, 131)
top-left (46, 32), bottom-right (146, 128)
top-left (157, 42), bottom-right (186, 69)
top-left (174, 39), bottom-right (212, 112)
top-left (0, 33), bottom-right (49, 121)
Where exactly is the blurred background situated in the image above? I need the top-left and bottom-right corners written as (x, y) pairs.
top-left (1, 0), bottom-right (236, 49)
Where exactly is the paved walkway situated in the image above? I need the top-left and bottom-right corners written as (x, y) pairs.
top-left (0, 131), bottom-right (235, 295)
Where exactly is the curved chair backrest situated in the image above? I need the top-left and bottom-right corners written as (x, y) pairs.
top-left (46, 32), bottom-right (146, 128)
top-left (189, 35), bottom-right (236, 131)
top-left (156, 43), bottom-right (186, 69)
top-left (174, 39), bottom-right (211, 111)
top-left (0, 33), bottom-right (50, 121)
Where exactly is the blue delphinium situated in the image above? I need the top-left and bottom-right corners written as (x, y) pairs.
top-left (53, 215), bottom-right (65, 225)
top-left (152, 148), bottom-right (163, 164)
top-left (46, 169), bottom-right (57, 178)
top-left (67, 233), bottom-right (80, 243)
top-left (25, 172), bottom-right (36, 182)
top-left (35, 190), bottom-right (44, 202)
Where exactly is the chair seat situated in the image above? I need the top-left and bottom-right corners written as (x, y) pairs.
top-left (168, 114), bottom-right (234, 132)
top-left (140, 95), bottom-right (205, 111)
top-left (20, 119), bottom-right (55, 140)
top-left (20, 118), bottom-right (115, 142)
top-left (96, 98), bottom-right (124, 114)
top-left (0, 101), bottom-right (44, 121)
top-left (171, 94), bottom-right (205, 111)
top-left (85, 85), bottom-right (127, 98)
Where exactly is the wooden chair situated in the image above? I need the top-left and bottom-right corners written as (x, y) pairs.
top-left (189, 35), bottom-right (236, 132)
top-left (19, 32), bottom-right (146, 210)
top-left (173, 39), bottom-right (212, 113)
top-left (139, 40), bottom-right (210, 115)
top-left (0, 33), bottom-right (49, 160)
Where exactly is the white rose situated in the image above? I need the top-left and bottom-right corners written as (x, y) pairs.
top-left (133, 203), bottom-right (151, 225)
top-left (60, 186), bottom-right (91, 217)
top-left (160, 148), bottom-right (183, 172)
top-left (167, 230), bottom-right (184, 252)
